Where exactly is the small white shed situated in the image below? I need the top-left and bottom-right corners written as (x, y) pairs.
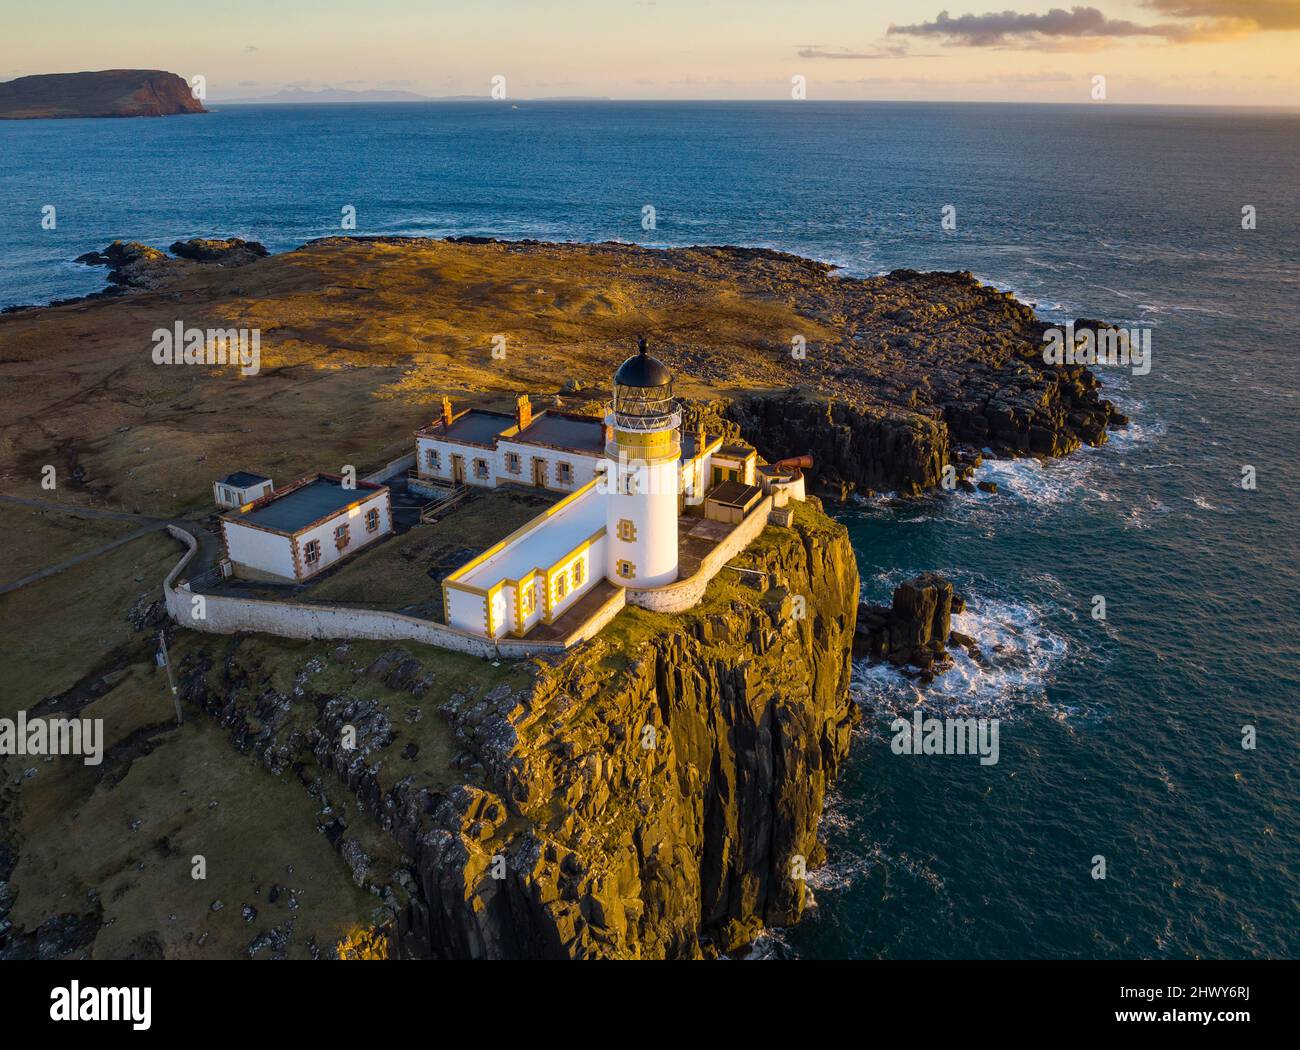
top-left (213, 471), bottom-right (274, 509)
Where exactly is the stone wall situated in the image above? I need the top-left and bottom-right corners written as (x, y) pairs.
top-left (161, 526), bottom-right (623, 658)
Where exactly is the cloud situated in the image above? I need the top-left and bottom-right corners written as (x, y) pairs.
top-left (889, 2), bottom-right (1300, 47)
top-left (889, 7), bottom-right (1168, 46)
top-left (796, 43), bottom-right (914, 59)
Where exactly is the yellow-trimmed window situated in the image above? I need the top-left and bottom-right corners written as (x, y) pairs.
top-left (616, 559), bottom-right (636, 580)
top-left (572, 558), bottom-right (585, 587)
top-left (617, 518), bottom-right (637, 542)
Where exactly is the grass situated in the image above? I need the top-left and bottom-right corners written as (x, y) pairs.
top-left (288, 485), bottom-right (561, 617)
top-left (0, 530), bottom-right (180, 713)
top-left (0, 505), bottom-right (145, 582)
top-left (7, 705), bottom-right (379, 959)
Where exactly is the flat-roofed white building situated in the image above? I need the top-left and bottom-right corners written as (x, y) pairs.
top-left (442, 480), bottom-right (606, 639)
top-left (220, 473), bottom-right (392, 582)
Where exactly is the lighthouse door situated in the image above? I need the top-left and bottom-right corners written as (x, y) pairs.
top-left (532, 458), bottom-right (548, 488)
top-left (451, 455), bottom-right (465, 484)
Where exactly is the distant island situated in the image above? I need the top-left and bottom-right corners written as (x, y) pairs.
top-left (0, 69), bottom-right (206, 119)
top-left (213, 87), bottom-right (612, 104)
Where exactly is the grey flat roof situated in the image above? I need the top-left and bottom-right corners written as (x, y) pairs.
top-left (707, 480), bottom-right (762, 508)
top-left (716, 443), bottom-right (756, 460)
top-left (444, 410), bottom-right (514, 446)
top-left (220, 471), bottom-right (270, 488)
top-left (231, 477), bottom-right (379, 534)
top-left (514, 413), bottom-right (605, 453)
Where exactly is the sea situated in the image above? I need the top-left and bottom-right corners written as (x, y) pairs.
top-left (1, 101), bottom-right (1296, 959)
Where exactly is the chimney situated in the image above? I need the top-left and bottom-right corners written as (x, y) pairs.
top-left (516, 394), bottom-right (532, 430)
top-left (695, 423), bottom-right (706, 454)
top-left (440, 395), bottom-right (454, 429)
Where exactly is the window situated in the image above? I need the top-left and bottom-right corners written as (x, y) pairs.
top-left (425, 448), bottom-right (440, 470)
top-left (557, 461), bottom-right (574, 485)
top-left (616, 559), bottom-right (636, 580)
top-left (473, 458), bottom-right (490, 479)
top-left (304, 539), bottom-right (321, 565)
top-left (334, 523), bottom-right (350, 549)
top-left (365, 507), bottom-right (380, 533)
top-left (505, 451), bottom-right (521, 474)
top-left (572, 559), bottom-right (585, 587)
top-left (617, 518), bottom-right (637, 543)
top-left (621, 471), bottom-right (637, 495)
top-left (521, 582), bottom-right (536, 616)
top-left (555, 573), bottom-right (568, 600)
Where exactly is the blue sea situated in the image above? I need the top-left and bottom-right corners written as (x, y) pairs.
top-left (2, 101), bottom-right (1297, 958)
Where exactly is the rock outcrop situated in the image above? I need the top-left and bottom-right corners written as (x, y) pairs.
top-left (0, 70), bottom-right (207, 119)
top-left (401, 507), bottom-right (859, 958)
top-left (74, 237), bottom-right (268, 290)
top-left (854, 572), bottom-right (970, 676)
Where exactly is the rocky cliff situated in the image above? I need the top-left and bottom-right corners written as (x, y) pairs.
top-left (0, 70), bottom-right (206, 119)
top-left (175, 501), bottom-right (859, 959)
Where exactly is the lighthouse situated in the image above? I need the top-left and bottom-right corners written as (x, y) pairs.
top-left (603, 337), bottom-right (681, 588)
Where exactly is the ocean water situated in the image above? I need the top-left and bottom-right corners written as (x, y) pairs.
top-left (2, 101), bottom-right (1297, 958)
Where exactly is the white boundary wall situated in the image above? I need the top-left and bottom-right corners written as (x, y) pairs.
top-left (162, 526), bottom-right (624, 658)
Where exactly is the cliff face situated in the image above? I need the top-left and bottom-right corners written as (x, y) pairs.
top-left (402, 506), bottom-right (859, 958)
top-left (0, 70), bottom-right (207, 119)
top-left (176, 503), bottom-right (859, 959)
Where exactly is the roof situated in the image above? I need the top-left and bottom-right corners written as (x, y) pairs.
top-left (456, 485), bottom-right (605, 588)
top-left (510, 412), bottom-right (605, 454)
top-left (219, 471), bottom-right (270, 488)
top-left (439, 409), bottom-right (515, 447)
top-left (706, 481), bottom-right (763, 509)
top-left (681, 431), bottom-right (719, 460)
top-left (715, 443), bottom-right (756, 461)
top-left (229, 476), bottom-right (384, 534)
top-left (613, 341), bottom-right (672, 388)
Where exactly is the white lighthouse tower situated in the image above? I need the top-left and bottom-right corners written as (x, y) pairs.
top-left (603, 337), bottom-right (681, 588)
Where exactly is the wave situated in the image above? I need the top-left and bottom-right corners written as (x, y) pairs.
top-left (849, 592), bottom-right (1078, 721)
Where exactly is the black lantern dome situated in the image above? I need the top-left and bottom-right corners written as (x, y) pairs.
top-left (614, 336), bottom-right (672, 388)
top-left (612, 336), bottom-right (677, 431)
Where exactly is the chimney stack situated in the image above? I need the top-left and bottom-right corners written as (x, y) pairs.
top-left (440, 396), bottom-right (454, 429)
top-left (516, 394), bottom-right (532, 430)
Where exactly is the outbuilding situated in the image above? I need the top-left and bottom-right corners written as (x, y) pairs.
top-left (220, 473), bottom-right (392, 582)
top-left (703, 480), bottom-right (764, 524)
top-left (212, 471), bottom-right (273, 509)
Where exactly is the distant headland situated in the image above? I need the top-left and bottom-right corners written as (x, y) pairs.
top-left (0, 70), bottom-right (206, 119)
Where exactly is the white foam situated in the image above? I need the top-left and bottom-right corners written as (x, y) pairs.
top-left (850, 593), bottom-right (1076, 721)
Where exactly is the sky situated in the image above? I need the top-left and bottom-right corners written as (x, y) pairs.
top-left (3, 0), bottom-right (1298, 105)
